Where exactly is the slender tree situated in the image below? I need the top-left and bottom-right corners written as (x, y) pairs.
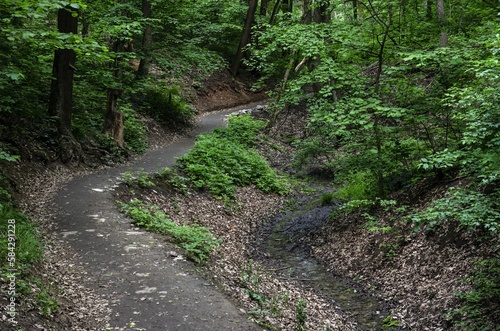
top-left (48, 5), bottom-right (82, 162)
top-left (137, 0), bottom-right (153, 77)
top-left (436, 0), bottom-right (447, 46)
top-left (231, 0), bottom-right (258, 76)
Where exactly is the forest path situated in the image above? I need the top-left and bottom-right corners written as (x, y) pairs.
top-left (52, 103), bottom-right (265, 331)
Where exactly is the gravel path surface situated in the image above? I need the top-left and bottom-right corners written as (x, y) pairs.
top-left (52, 104), bottom-right (266, 331)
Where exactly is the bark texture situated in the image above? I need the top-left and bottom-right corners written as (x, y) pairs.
top-left (231, 0), bottom-right (258, 76)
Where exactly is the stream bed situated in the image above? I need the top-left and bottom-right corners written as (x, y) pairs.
top-left (254, 195), bottom-right (391, 330)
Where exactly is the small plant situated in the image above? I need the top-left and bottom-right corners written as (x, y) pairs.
top-left (122, 169), bottom-right (155, 188)
top-left (320, 192), bottom-right (335, 206)
top-left (117, 199), bottom-right (220, 263)
top-left (407, 187), bottom-right (500, 234)
top-left (159, 167), bottom-right (189, 195)
top-left (35, 285), bottom-right (59, 317)
top-left (334, 171), bottom-right (376, 201)
top-left (0, 204), bottom-right (43, 272)
top-left (382, 315), bottom-right (399, 328)
top-left (295, 298), bottom-right (308, 331)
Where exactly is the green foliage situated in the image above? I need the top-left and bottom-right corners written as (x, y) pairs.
top-left (122, 104), bottom-right (148, 153)
top-left (177, 115), bottom-right (287, 200)
top-left (407, 188), bottom-right (500, 234)
top-left (117, 199), bottom-right (220, 263)
top-left (158, 167), bottom-right (189, 195)
top-left (446, 259), bottom-right (500, 330)
top-left (382, 315), bottom-right (399, 329)
top-left (35, 283), bottom-right (59, 317)
top-left (295, 298), bottom-right (307, 331)
top-left (334, 171), bottom-right (376, 201)
top-left (0, 204), bottom-right (43, 272)
top-left (137, 82), bottom-right (195, 129)
top-left (122, 169), bottom-right (155, 188)
top-left (320, 192), bottom-right (335, 206)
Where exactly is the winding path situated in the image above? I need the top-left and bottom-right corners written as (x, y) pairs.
top-left (53, 104), bottom-right (264, 330)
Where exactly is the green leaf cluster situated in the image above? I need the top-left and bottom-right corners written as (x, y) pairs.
top-left (117, 199), bottom-right (220, 263)
top-left (407, 188), bottom-right (500, 234)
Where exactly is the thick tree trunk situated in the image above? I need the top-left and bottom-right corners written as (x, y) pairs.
top-left (48, 6), bottom-right (83, 163)
top-left (137, 0), bottom-right (153, 77)
top-left (436, 0), bottom-right (447, 46)
top-left (48, 6), bottom-right (78, 135)
top-left (104, 88), bottom-right (125, 148)
top-left (231, 0), bottom-right (258, 76)
top-left (260, 0), bottom-right (269, 16)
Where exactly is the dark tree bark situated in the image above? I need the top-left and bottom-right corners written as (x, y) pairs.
top-left (301, 0), bottom-right (313, 24)
top-left (231, 0), bottom-right (258, 76)
top-left (260, 0), bottom-right (269, 16)
top-left (283, 0), bottom-right (293, 12)
top-left (48, 6), bottom-right (83, 162)
top-left (137, 0), bottom-right (153, 77)
top-left (269, 0), bottom-right (282, 24)
top-left (104, 88), bottom-right (125, 148)
top-left (353, 0), bottom-right (359, 20)
top-left (48, 6), bottom-right (78, 134)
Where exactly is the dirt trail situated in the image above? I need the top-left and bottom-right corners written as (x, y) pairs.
top-left (52, 103), bottom-right (266, 331)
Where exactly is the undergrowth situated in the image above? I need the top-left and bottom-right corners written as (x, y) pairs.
top-left (117, 199), bottom-right (220, 263)
top-left (177, 115), bottom-right (288, 201)
top-left (0, 203), bottom-right (43, 273)
top-left (446, 258), bottom-right (500, 330)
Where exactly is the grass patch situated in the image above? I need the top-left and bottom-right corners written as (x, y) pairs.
top-left (117, 199), bottom-right (220, 263)
top-left (0, 203), bottom-right (43, 273)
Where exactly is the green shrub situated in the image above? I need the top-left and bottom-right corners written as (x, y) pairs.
top-left (407, 188), bottom-right (500, 234)
top-left (320, 192), bottom-right (335, 206)
top-left (138, 83), bottom-right (195, 129)
top-left (334, 171), bottom-right (376, 201)
top-left (212, 115), bottom-right (266, 146)
top-left (177, 115), bottom-right (286, 200)
top-left (117, 199), bottom-right (220, 263)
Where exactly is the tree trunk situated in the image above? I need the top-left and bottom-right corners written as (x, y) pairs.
top-left (48, 6), bottom-right (83, 163)
top-left (436, 0), bottom-right (447, 46)
top-left (137, 0), bottom-right (153, 77)
top-left (269, 0), bottom-right (282, 24)
top-left (301, 0), bottom-right (313, 24)
top-left (353, 0), bottom-right (359, 20)
top-left (104, 88), bottom-right (125, 148)
top-left (260, 0), bottom-right (269, 16)
top-left (313, 0), bottom-right (331, 23)
top-left (231, 0), bottom-right (258, 76)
